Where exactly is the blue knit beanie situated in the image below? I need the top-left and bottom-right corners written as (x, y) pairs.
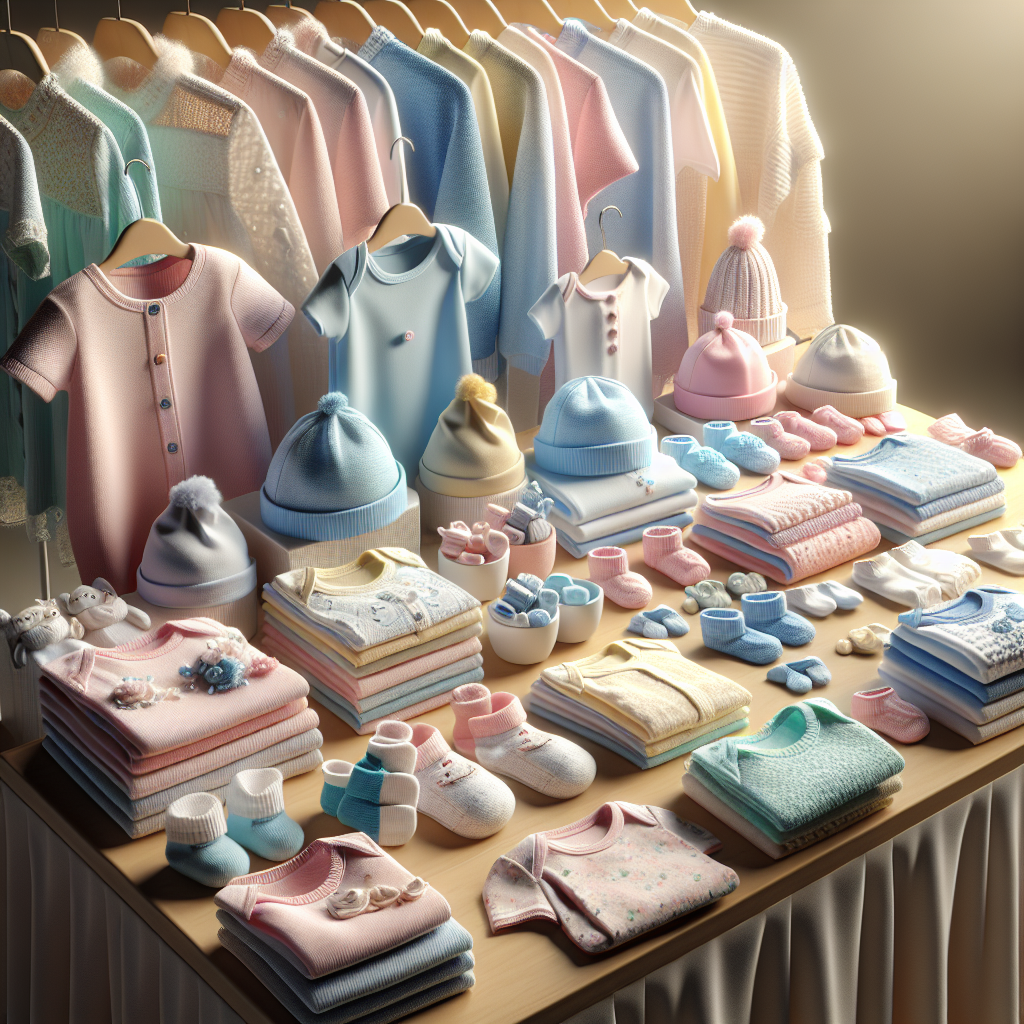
top-left (532, 376), bottom-right (655, 477)
top-left (261, 393), bottom-right (407, 541)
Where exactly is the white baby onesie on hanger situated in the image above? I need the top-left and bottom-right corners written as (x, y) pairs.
top-left (528, 258), bottom-right (668, 417)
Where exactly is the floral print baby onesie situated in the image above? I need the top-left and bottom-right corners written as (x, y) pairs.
top-left (483, 800), bottom-right (738, 952)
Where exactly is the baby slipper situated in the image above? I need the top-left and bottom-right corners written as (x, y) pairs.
top-left (774, 410), bottom-right (838, 451)
top-left (643, 526), bottom-right (710, 587)
top-left (851, 686), bottom-right (930, 743)
top-left (588, 547), bottom-right (652, 609)
top-left (786, 656), bottom-right (831, 687)
top-left (683, 579), bottom-right (732, 611)
top-left (628, 604), bottom-right (690, 639)
top-left (766, 664), bottom-right (812, 694)
top-left (726, 572), bottom-right (767, 598)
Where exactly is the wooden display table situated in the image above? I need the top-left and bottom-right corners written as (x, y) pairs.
top-left (2, 403), bottom-right (1022, 1024)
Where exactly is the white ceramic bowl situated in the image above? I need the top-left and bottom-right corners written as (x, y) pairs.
top-left (435, 548), bottom-right (509, 602)
top-left (487, 607), bottom-right (560, 664)
top-left (551, 579), bottom-right (604, 644)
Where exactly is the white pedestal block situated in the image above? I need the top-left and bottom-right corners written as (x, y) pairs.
top-left (652, 395), bottom-right (758, 443)
top-left (123, 589), bottom-right (260, 641)
top-left (223, 488), bottom-right (421, 591)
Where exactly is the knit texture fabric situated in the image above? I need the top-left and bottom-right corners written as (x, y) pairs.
top-left (889, 541), bottom-right (982, 599)
top-left (642, 525), bottom-right (710, 586)
top-left (927, 413), bottom-right (1022, 469)
top-left (773, 409), bottom-right (838, 450)
top-left (702, 500), bottom-right (864, 548)
top-left (702, 472), bottom-right (852, 531)
top-left (749, 417), bottom-right (810, 460)
top-left (699, 608), bottom-right (782, 664)
top-left (225, 766), bottom-right (304, 860)
top-left (850, 686), bottom-right (930, 744)
top-left (739, 591), bottom-right (815, 645)
top-left (703, 421), bottom-right (780, 474)
top-left (166, 791), bottom-right (250, 886)
top-left (660, 435), bottom-right (740, 490)
top-left (587, 546), bottom-right (652, 608)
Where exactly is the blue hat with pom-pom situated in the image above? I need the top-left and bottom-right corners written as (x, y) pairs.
top-left (261, 393), bottom-right (407, 541)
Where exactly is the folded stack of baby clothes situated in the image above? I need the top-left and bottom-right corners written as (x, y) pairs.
top-left (528, 638), bottom-right (751, 768)
top-left (825, 435), bottom-right (1005, 545)
top-left (260, 549), bottom-right (484, 734)
top-left (689, 472), bottom-right (881, 583)
top-left (526, 376), bottom-right (698, 559)
top-left (37, 618), bottom-right (323, 837)
top-left (215, 835), bottom-right (474, 1024)
top-left (879, 585), bottom-right (1024, 744)
top-left (684, 698), bottom-right (906, 859)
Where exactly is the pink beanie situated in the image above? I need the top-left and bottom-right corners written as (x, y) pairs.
top-left (673, 311), bottom-right (779, 420)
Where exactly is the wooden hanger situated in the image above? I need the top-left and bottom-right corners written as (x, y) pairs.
top-left (313, 0), bottom-right (375, 44)
top-left (99, 214), bottom-right (191, 274)
top-left (36, 1), bottom-right (87, 67)
top-left (491, 0), bottom-right (560, 35)
top-left (367, 138), bottom-right (435, 252)
top-left (558, 0), bottom-right (616, 29)
top-left (1, 0), bottom-right (50, 83)
top-left (598, 0), bottom-right (636, 18)
top-left (93, 0), bottom-right (160, 68)
top-left (580, 206), bottom-right (629, 284)
top-left (216, 2), bottom-right (277, 52)
top-left (446, 0), bottom-right (505, 34)
top-left (265, 0), bottom-right (314, 30)
top-left (361, 0), bottom-right (424, 46)
top-left (406, 0), bottom-right (470, 45)
top-left (640, 0), bottom-right (696, 26)
top-left (163, 1), bottom-right (233, 69)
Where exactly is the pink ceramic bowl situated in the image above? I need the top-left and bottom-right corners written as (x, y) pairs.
top-left (506, 528), bottom-right (557, 580)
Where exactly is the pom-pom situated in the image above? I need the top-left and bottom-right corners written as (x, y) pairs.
top-left (714, 310), bottom-right (734, 332)
top-left (728, 215), bottom-right (765, 250)
top-left (318, 392), bottom-right (349, 416)
top-left (169, 475), bottom-right (222, 511)
top-left (455, 373), bottom-right (497, 404)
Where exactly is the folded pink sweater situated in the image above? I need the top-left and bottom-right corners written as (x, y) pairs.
top-left (700, 501), bottom-right (864, 548)
top-left (41, 619), bottom-right (309, 756)
top-left (215, 835), bottom-right (452, 979)
top-left (41, 687), bottom-right (319, 798)
top-left (702, 473), bottom-right (854, 532)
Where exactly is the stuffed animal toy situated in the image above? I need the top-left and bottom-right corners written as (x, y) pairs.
top-left (0, 599), bottom-right (85, 667)
top-left (60, 578), bottom-right (151, 633)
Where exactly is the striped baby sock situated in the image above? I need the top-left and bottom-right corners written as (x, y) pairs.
top-left (226, 767), bottom-right (304, 862)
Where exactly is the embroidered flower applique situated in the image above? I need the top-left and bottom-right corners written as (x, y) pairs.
top-left (178, 628), bottom-right (278, 694)
top-left (326, 875), bottom-right (428, 920)
top-left (112, 674), bottom-right (181, 710)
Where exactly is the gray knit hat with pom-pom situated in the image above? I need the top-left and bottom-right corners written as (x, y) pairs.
top-left (136, 476), bottom-right (256, 607)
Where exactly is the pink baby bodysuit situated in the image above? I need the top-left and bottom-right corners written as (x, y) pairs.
top-left (40, 618), bottom-right (309, 757)
top-left (1, 245), bottom-right (291, 593)
top-left (483, 801), bottom-right (738, 953)
top-left (215, 834), bottom-right (452, 979)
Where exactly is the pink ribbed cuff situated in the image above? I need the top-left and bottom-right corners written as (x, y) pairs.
top-left (412, 724), bottom-right (451, 771)
top-left (588, 547), bottom-right (629, 582)
top-left (673, 373), bottom-right (778, 422)
top-left (469, 692), bottom-right (527, 739)
top-left (450, 682), bottom-right (492, 753)
top-left (642, 526), bottom-right (683, 563)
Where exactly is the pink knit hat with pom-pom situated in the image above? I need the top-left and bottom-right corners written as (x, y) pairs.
top-left (699, 216), bottom-right (787, 346)
top-left (673, 311), bottom-right (779, 420)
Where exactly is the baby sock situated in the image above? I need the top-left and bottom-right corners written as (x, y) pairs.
top-left (851, 686), bottom-right (930, 743)
top-left (628, 605), bottom-right (690, 639)
top-left (337, 762), bottom-right (419, 846)
top-left (458, 691), bottom-right (596, 799)
top-left (226, 767), bottom-right (304, 862)
top-left (740, 591), bottom-right (815, 645)
top-left (811, 405), bottom-right (864, 445)
top-left (528, 518), bottom-right (553, 543)
top-left (660, 434), bottom-right (740, 490)
top-left (766, 664), bottom-right (812, 694)
top-left (642, 526), bottom-right (710, 587)
top-left (683, 579), bottom-right (732, 612)
top-left (852, 552), bottom-right (943, 608)
top-left (802, 457), bottom-right (831, 483)
top-left (967, 533), bottom-right (1024, 575)
top-left (726, 572), bottom-right (767, 597)
top-left (927, 413), bottom-right (1021, 468)
top-left (817, 580), bottom-right (864, 610)
top-left (699, 608), bottom-right (782, 665)
top-left (320, 760), bottom-right (350, 816)
top-left (165, 792), bottom-right (249, 888)
top-left (703, 421), bottom-right (781, 474)
top-left (411, 723), bottom-right (516, 838)
top-left (451, 682), bottom-right (493, 756)
top-left (1002, 527), bottom-right (1024, 550)
top-left (749, 417), bottom-right (811, 460)
top-left (786, 656), bottom-right (831, 686)
top-left (485, 503), bottom-right (511, 529)
top-left (879, 410), bottom-right (907, 433)
top-left (588, 547), bottom-right (652, 609)
top-left (784, 584), bottom-right (837, 618)
top-left (890, 540), bottom-right (981, 598)
top-left (773, 410), bottom-right (838, 451)
top-left (860, 416), bottom-right (887, 436)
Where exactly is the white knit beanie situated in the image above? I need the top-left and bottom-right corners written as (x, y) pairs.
top-left (699, 216), bottom-right (787, 346)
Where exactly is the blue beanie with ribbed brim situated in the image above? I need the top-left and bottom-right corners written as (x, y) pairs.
top-left (532, 376), bottom-right (655, 478)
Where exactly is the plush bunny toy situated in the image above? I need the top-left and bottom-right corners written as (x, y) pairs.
top-left (60, 578), bottom-right (151, 632)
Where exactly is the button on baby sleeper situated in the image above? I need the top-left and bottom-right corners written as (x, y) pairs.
top-left (148, 303), bottom-right (160, 315)
top-left (167, 443), bottom-right (178, 453)
top-left (404, 331), bottom-right (415, 342)
top-left (160, 398), bottom-right (171, 409)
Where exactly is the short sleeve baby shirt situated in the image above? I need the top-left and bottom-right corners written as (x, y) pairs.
top-left (303, 225), bottom-right (499, 477)
top-left (529, 258), bottom-right (668, 415)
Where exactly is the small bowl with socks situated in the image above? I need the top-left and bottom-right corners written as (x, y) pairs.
top-left (544, 573), bottom-right (604, 644)
top-left (488, 573), bottom-right (561, 664)
top-left (488, 486), bottom-right (559, 581)
top-left (435, 519), bottom-right (510, 601)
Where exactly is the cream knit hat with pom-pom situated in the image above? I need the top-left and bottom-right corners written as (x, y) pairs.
top-left (698, 216), bottom-right (787, 346)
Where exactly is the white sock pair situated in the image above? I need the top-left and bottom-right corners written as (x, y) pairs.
top-left (889, 541), bottom-right (981, 597)
top-left (784, 580), bottom-right (863, 617)
top-left (968, 529), bottom-right (1024, 576)
top-left (851, 552), bottom-right (942, 609)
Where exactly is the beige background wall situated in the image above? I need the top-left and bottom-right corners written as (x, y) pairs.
top-left (1, 0), bottom-right (1022, 610)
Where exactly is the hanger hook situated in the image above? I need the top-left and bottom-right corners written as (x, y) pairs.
top-left (391, 135), bottom-right (415, 161)
top-left (598, 205), bottom-right (622, 252)
top-left (125, 158), bottom-right (151, 175)
top-left (186, 0), bottom-right (191, 13)
top-left (6, 0), bottom-right (12, 36)
top-left (53, 0), bottom-right (60, 32)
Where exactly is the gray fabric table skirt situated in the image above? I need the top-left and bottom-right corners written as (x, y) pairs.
top-left (4, 765), bottom-right (1022, 1024)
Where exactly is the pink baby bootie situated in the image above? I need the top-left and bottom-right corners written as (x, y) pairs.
top-left (879, 410), bottom-right (906, 433)
top-left (749, 417), bottom-right (811, 460)
top-left (588, 547), bottom-right (652, 609)
top-left (859, 416), bottom-right (887, 436)
top-left (811, 405), bottom-right (865, 445)
top-left (774, 410), bottom-right (837, 451)
top-left (801, 457), bottom-right (831, 483)
top-left (851, 686), bottom-right (930, 743)
top-left (642, 526), bottom-right (710, 587)
top-left (927, 413), bottom-right (1021, 468)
